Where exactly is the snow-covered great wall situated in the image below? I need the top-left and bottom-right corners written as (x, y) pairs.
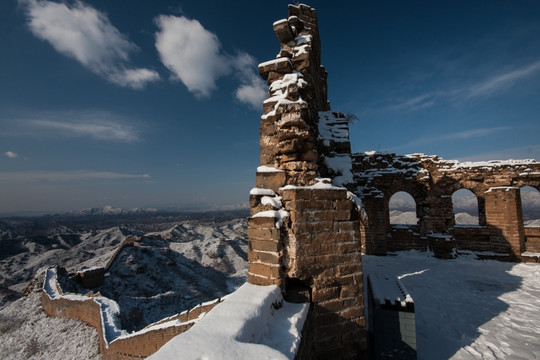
top-left (42, 266), bottom-right (222, 358)
top-left (33, 3), bottom-right (540, 360)
top-left (41, 264), bottom-right (308, 360)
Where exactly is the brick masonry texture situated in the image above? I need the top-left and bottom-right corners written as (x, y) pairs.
top-left (353, 153), bottom-right (540, 259)
top-left (42, 268), bottom-right (221, 359)
top-left (249, 4), bottom-right (366, 359)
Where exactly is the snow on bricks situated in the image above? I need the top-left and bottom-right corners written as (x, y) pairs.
top-left (42, 266), bottom-right (222, 359)
top-left (353, 152), bottom-right (540, 257)
top-left (248, 4), bottom-right (367, 358)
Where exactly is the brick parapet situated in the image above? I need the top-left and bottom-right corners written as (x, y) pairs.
top-left (524, 227), bottom-right (540, 253)
top-left (41, 268), bottom-right (221, 360)
top-left (353, 152), bottom-right (540, 256)
top-left (484, 187), bottom-right (525, 255)
top-left (282, 187), bottom-right (366, 358)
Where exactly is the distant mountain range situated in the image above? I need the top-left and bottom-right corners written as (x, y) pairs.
top-left (0, 210), bottom-right (248, 321)
top-left (65, 206), bottom-right (159, 217)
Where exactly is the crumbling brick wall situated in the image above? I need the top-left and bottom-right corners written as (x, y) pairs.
top-left (353, 152), bottom-right (540, 257)
top-left (42, 268), bottom-right (221, 359)
top-left (248, 4), bottom-right (366, 359)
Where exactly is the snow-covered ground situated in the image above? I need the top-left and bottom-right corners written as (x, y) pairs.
top-left (148, 283), bottom-right (309, 360)
top-left (0, 290), bottom-right (101, 360)
top-left (363, 251), bottom-right (540, 359)
top-left (2, 211), bottom-right (540, 359)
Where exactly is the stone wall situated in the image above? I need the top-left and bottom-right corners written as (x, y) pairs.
top-left (248, 4), bottom-right (366, 359)
top-left (525, 227), bottom-right (540, 253)
top-left (353, 152), bottom-right (540, 257)
top-left (42, 267), bottom-right (221, 360)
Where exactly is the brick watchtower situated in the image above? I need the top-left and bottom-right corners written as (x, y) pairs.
top-left (247, 4), bottom-right (366, 359)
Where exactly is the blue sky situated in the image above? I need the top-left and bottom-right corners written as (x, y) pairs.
top-left (1, 0), bottom-right (539, 214)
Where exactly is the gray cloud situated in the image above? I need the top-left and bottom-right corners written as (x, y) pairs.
top-left (3, 151), bottom-right (19, 158)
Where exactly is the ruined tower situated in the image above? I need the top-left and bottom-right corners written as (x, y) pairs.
top-left (247, 4), bottom-right (366, 359)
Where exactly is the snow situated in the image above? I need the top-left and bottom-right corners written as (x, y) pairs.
top-left (0, 291), bottom-right (101, 360)
top-left (295, 34), bottom-right (312, 45)
top-left (258, 57), bottom-right (291, 69)
top-left (43, 267), bottom-right (127, 347)
top-left (390, 210), bottom-right (419, 225)
top-left (272, 19), bottom-right (288, 27)
top-left (250, 188), bottom-right (276, 196)
top-left (369, 273), bottom-right (414, 307)
top-left (455, 212), bottom-right (480, 225)
top-left (521, 251), bottom-right (540, 257)
top-left (324, 155), bottom-right (354, 186)
top-left (363, 251), bottom-right (540, 359)
top-left (148, 283), bottom-right (309, 360)
top-left (525, 219), bottom-right (540, 227)
top-left (485, 186), bottom-right (519, 193)
top-left (444, 159), bottom-right (537, 170)
top-left (251, 210), bottom-right (290, 229)
top-left (261, 195), bottom-right (283, 209)
top-left (281, 177), bottom-right (345, 191)
top-left (94, 297), bottom-right (127, 347)
top-left (257, 165), bottom-right (284, 173)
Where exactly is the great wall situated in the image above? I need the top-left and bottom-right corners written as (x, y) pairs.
top-left (40, 4), bottom-right (540, 359)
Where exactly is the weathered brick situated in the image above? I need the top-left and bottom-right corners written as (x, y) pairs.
top-left (248, 216), bottom-right (277, 229)
top-left (312, 188), bottom-right (348, 200)
top-left (311, 286), bottom-right (340, 302)
top-left (248, 273), bottom-right (272, 286)
top-left (258, 251), bottom-right (281, 264)
top-left (339, 305), bottom-right (364, 319)
top-left (340, 281), bottom-right (362, 295)
top-left (247, 227), bottom-right (281, 241)
top-left (255, 171), bottom-right (287, 192)
top-left (281, 188), bottom-right (312, 201)
top-left (273, 19), bottom-right (295, 43)
top-left (249, 263), bottom-right (281, 278)
top-left (250, 239), bottom-right (281, 252)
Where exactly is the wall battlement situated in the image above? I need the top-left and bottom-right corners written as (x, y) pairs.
top-left (353, 152), bottom-right (540, 257)
top-left (42, 266), bottom-right (221, 360)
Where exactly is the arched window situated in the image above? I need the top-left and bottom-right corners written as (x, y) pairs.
top-left (520, 186), bottom-right (540, 227)
top-left (452, 188), bottom-right (479, 226)
top-left (389, 191), bottom-right (418, 225)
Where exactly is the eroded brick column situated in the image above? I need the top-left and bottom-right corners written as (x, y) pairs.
top-left (484, 186), bottom-right (525, 255)
top-left (247, 4), bottom-right (366, 358)
top-left (282, 187), bottom-right (366, 359)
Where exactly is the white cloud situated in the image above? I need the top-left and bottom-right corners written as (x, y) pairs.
top-left (232, 53), bottom-right (267, 109)
top-left (30, 119), bottom-right (138, 142)
top-left (388, 92), bottom-right (438, 112)
top-left (155, 15), bottom-right (228, 97)
top-left (11, 110), bottom-right (141, 142)
top-left (4, 151), bottom-right (19, 158)
top-left (443, 126), bottom-right (510, 140)
top-left (457, 144), bottom-right (540, 162)
top-left (154, 15), bottom-right (266, 106)
top-left (21, 0), bottom-right (159, 89)
top-left (108, 68), bottom-right (161, 90)
top-left (391, 127), bottom-right (510, 151)
top-left (467, 60), bottom-right (540, 99)
top-left (0, 170), bottom-right (150, 182)
top-left (373, 59), bottom-right (540, 116)
top-left (235, 81), bottom-right (267, 110)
